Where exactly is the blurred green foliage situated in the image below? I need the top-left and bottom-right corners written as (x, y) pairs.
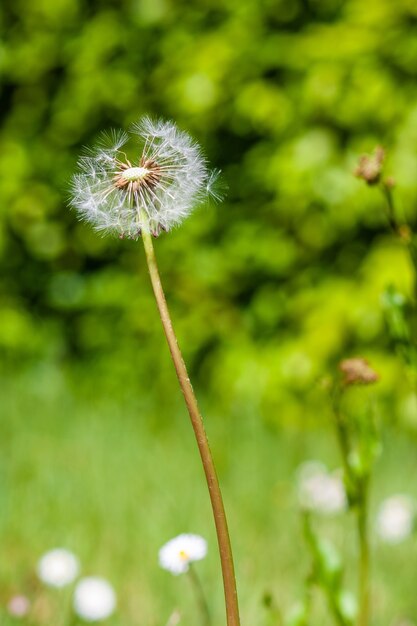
top-left (1, 0), bottom-right (417, 420)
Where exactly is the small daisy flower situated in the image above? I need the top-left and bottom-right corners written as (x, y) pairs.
top-left (73, 577), bottom-right (117, 622)
top-left (297, 461), bottom-right (347, 515)
top-left (37, 548), bottom-right (80, 588)
top-left (7, 595), bottom-right (31, 617)
top-left (70, 117), bottom-right (219, 238)
top-left (159, 534), bottom-right (208, 575)
top-left (376, 495), bottom-right (415, 544)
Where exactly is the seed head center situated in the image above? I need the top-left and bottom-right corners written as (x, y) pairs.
top-left (113, 158), bottom-right (161, 194)
top-left (121, 166), bottom-right (150, 182)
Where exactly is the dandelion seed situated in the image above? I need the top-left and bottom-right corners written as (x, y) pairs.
top-left (376, 495), bottom-right (415, 544)
top-left (70, 117), bottom-right (219, 239)
top-left (159, 534), bottom-right (208, 575)
top-left (297, 461), bottom-right (347, 515)
top-left (37, 548), bottom-right (80, 588)
top-left (73, 577), bottom-right (116, 622)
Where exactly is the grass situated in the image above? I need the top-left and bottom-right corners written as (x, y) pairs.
top-left (1, 362), bottom-right (417, 626)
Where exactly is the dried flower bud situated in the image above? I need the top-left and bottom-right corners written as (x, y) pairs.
top-left (354, 146), bottom-right (385, 185)
top-left (339, 357), bottom-right (379, 386)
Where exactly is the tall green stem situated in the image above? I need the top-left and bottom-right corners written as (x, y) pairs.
top-left (381, 183), bottom-right (417, 298)
top-left (332, 395), bottom-right (351, 484)
top-left (357, 481), bottom-right (370, 626)
top-left (140, 221), bottom-right (240, 626)
top-left (332, 390), bottom-right (371, 626)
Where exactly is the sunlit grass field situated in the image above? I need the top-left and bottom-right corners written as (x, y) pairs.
top-left (1, 364), bottom-right (417, 626)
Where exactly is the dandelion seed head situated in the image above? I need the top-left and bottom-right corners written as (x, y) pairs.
top-left (37, 548), bottom-right (80, 588)
top-left (70, 117), bottom-right (219, 239)
top-left (376, 495), bottom-right (415, 544)
top-left (73, 577), bottom-right (116, 622)
top-left (159, 533), bottom-right (207, 575)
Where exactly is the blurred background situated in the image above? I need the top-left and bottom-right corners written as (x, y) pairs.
top-left (1, 0), bottom-right (417, 624)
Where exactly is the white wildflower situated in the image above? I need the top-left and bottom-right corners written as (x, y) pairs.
top-left (70, 117), bottom-right (219, 238)
top-left (37, 548), bottom-right (80, 588)
top-left (73, 577), bottom-right (116, 622)
top-left (7, 595), bottom-right (30, 617)
top-left (297, 461), bottom-right (347, 515)
top-left (159, 533), bottom-right (207, 575)
top-left (376, 495), bottom-right (415, 544)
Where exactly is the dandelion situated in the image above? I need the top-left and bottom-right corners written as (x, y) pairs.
top-left (297, 461), bottom-right (347, 515)
top-left (376, 495), bottom-right (415, 544)
top-left (160, 535), bottom-right (210, 626)
top-left (73, 577), bottom-right (116, 622)
top-left (159, 534), bottom-right (208, 575)
top-left (70, 118), bottom-right (240, 626)
top-left (7, 595), bottom-right (30, 618)
top-left (37, 548), bottom-right (80, 588)
top-left (70, 117), bottom-right (219, 238)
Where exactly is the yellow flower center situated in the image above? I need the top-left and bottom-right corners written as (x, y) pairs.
top-left (178, 550), bottom-right (189, 561)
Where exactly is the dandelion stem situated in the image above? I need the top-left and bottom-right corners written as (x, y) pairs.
top-left (188, 565), bottom-right (211, 626)
top-left (140, 218), bottom-right (240, 626)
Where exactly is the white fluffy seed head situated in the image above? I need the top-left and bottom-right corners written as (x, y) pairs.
top-left (159, 533), bottom-right (208, 575)
top-left (73, 577), bottom-right (117, 622)
top-left (37, 548), bottom-right (80, 588)
top-left (70, 117), bottom-right (220, 239)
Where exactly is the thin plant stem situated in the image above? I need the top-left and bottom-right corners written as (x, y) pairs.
top-left (332, 389), bottom-right (371, 626)
top-left (357, 479), bottom-right (370, 626)
top-left (302, 514), bottom-right (347, 626)
top-left (188, 565), bottom-right (211, 626)
top-left (381, 183), bottom-right (398, 235)
top-left (331, 389), bottom-right (351, 486)
top-left (140, 217), bottom-right (240, 626)
top-left (381, 183), bottom-right (417, 297)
